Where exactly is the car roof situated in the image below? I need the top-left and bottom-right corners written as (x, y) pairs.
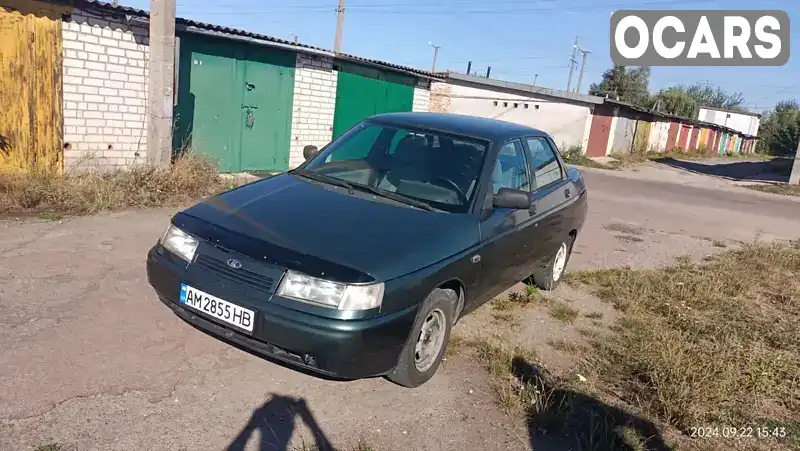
top-left (367, 112), bottom-right (549, 141)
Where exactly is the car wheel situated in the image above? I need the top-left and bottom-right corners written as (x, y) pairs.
top-left (532, 237), bottom-right (574, 291)
top-left (388, 288), bottom-right (456, 388)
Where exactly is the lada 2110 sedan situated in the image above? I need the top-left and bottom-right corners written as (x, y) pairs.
top-left (147, 112), bottom-right (587, 388)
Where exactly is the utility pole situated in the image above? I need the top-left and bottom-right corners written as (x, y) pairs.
top-left (566, 36), bottom-right (578, 92)
top-left (334, 0), bottom-right (345, 53)
top-left (290, 32), bottom-right (298, 43)
top-left (147, 0), bottom-right (176, 166)
top-left (533, 74), bottom-right (538, 86)
top-left (576, 48), bottom-right (590, 94)
top-left (486, 66), bottom-right (491, 78)
top-left (790, 138), bottom-right (800, 185)
top-left (429, 42), bottom-right (440, 73)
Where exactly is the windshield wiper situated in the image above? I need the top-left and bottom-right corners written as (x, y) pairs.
top-left (291, 169), bottom-right (354, 194)
top-left (349, 183), bottom-right (435, 212)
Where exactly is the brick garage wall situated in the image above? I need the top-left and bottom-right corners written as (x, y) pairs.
top-left (61, 10), bottom-right (149, 171)
top-left (288, 53), bottom-right (337, 169)
top-left (429, 82), bottom-right (452, 113)
top-left (412, 80), bottom-right (430, 112)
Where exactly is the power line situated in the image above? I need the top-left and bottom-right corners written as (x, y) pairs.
top-left (182, 0), bottom-right (719, 15)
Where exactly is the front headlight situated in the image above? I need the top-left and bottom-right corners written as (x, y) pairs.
top-left (160, 224), bottom-right (199, 262)
top-left (277, 270), bottom-right (384, 311)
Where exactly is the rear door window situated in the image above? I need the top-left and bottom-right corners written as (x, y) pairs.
top-left (525, 137), bottom-right (564, 190)
top-left (491, 140), bottom-right (531, 194)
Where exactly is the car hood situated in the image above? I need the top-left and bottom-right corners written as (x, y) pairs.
top-left (175, 173), bottom-right (480, 284)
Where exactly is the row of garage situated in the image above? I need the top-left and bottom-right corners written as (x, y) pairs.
top-left (0, 0), bottom-right (431, 174)
top-left (585, 100), bottom-right (758, 157)
top-left (172, 32), bottom-right (424, 174)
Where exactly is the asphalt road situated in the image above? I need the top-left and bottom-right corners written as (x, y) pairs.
top-left (1, 166), bottom-right (798, 451)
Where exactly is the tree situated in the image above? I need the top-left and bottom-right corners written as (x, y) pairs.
top-left (589, 65), bottom-right (651, 107)
top-left (683, 82), bottom-right (745, 110)
top-left (651, 82), bottom-right (745, 118)
top-left (758, 100), bottom-right (800, 156)
top-left (589, 66), bottom-right (747, 118)
top-left (652, 87), bottom-right (700, 117)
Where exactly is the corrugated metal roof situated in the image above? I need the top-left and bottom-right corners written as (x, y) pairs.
top-left (68, 0), bottom-right (440, 79)
top-left (442, 72), bottom-right (604, 105)
top-left (699, 105), bottom-right (762, 118)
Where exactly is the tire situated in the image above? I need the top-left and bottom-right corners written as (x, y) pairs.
top-left (532, 236), bottom-right (574, 291)
top-left (388, 288), bottom-right (457, 388)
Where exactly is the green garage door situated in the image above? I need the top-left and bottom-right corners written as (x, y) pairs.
top-left (174, 34), bottom-right (295, 173)
top-left (332, 62), bottom-right (415, 139)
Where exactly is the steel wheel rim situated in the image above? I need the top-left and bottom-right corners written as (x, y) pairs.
top-left (552, 242), bottom-right (568, 282)
top-left (414, 309), bottom-right (447, 372)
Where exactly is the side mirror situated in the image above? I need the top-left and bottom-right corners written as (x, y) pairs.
top-left (303, 145), bottom-right (319, 161)
top-left (492, 188), bottom-right (531, 210)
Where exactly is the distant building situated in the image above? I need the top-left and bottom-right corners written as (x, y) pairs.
top-left (430, 72), bottom-right (604, 153)
top-left (697, 107), bottom-right (761, 137)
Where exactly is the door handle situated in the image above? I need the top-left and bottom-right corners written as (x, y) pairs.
top-left (565, 188), bottom-right (571, 199)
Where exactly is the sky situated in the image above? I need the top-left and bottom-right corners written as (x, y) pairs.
top-left (124, 0), bottom-right (798, 113)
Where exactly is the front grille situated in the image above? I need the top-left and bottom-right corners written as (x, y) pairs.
top-left (196, 254), bottom-right (276, 292)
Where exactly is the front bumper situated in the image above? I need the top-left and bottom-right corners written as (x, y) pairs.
top-left (146, 246), bottom-right (417, 379)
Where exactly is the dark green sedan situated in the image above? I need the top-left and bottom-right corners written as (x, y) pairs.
top-left (147, 112), bottom-right (587, 388)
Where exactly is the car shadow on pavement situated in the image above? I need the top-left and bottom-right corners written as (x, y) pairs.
top-left (511, 357), bottom-right (671, 451)
top-left (226, 394), bottom-right (334, 451)
top-left (653, 157), bottom-right (792, 183)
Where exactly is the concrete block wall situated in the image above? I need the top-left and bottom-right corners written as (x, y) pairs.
top-left (61, 10), bottom-right (149, 171)
top-left (432, 81), bottom-right (593, 151)
top-left (412, 80), bottom-right (430, 112)
top-left (288, 53), bottom-right (337, 169)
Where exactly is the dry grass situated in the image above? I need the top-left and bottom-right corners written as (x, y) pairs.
top-left (0, 153), bottom-right (228, 216)
top-left (469, 339), bottom-right (669, 450)
top-left (34, 445), bottom-right (62, 451)
top-left (561, 145), bottom-right (619, 170)
top-left (745, 183), bottom-right (800, 197)
top-left (647, 148), bottom-right (772, 162)
top-left (491, 310), bottom-right (522, 328)
top-left (294, 438), bottom-right (376, 451)
top-left (491, 286), bottom-right (543, 312)
top-left (548, 301), bottom-right (580, 323)
top-left (566, 241), bottom-right (800, 448)
top-left (563, 143), bottom-right (772, 173)
top-left (547, 339), bottom-right (586, 354)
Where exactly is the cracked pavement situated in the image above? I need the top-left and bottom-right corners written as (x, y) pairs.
top-left (1, 166), bottom-right (799, 451)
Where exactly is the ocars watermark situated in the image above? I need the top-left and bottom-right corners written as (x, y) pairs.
top-left (610, 10), bottom-right (790, 66)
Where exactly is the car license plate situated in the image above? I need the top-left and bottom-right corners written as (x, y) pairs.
top-left (179, 284), bottom-right (255, 332)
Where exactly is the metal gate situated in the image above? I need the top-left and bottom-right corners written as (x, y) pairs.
top-left (331, 62), bottom-right (415, 138)
top-left (174, 34), bottom-right (296, 173)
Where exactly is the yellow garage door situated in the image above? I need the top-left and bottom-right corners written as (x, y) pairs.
top-left (0, 1), bottom-right (64, 173)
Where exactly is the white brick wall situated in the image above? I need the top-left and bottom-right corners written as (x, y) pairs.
top-left (412, 80), bottom-right (430, 112)
top-left (62, 11), bottom-right (149, 172)
top-left (288, 54), bottom-right (337, 169)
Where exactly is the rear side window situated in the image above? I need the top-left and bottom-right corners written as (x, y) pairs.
top-left (525, 137), bottom-right (563, 190)
top-left (491, 140), bottom-right (530, 194)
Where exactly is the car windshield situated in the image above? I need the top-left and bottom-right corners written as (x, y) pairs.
top-left (301, 121), bottom-right (489, 213)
